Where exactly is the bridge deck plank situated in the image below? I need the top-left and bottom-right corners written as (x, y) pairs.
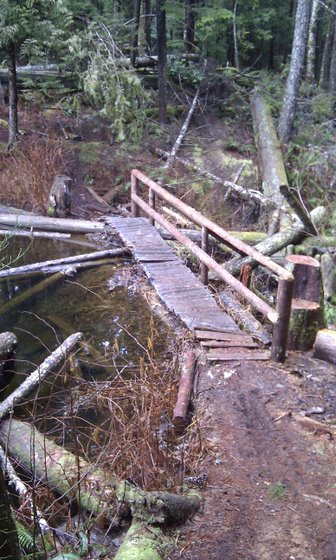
top-left (107, 217), bottom-right (266, 360)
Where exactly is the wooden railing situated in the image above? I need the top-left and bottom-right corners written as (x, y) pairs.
top-left (131, 169), bottom-right (294, 362)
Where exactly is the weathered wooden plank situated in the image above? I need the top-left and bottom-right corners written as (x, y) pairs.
top-left (195, 329), bottom-right (251, 340)
top-left (206, 349), bottom-right (271, 361)
top-left (201, 340), bottom-right (258, 348)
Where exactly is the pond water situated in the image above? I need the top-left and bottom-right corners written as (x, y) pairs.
top-left (0, 235), bottom-right (171, 456)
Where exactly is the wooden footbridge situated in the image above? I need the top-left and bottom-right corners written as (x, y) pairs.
top-left (108, 170), bottom-right (295, 363)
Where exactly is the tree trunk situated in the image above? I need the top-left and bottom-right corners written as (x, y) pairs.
top-left (156, 0), bottom-right (167, 123)
top-left (144, 0), bottom-right (153, 53)
top-left (0, 468), bottom-right (22, 560)
top-left (225, 206), bottom-right (326, 277)
top-left (278, 0), bottom-right (311, 143)
top-left (184, 0), bottom-right (197, 52)
top-left (8, 42), bottom-right (18, 147)
top-left (250, 92), bottom-right (289, 233)
top-left (233, 0), bottom-right (240, 70)
top-left (131, 0), bottom-right (142, 67)
top-left (285, 255), bottom-right (325, 350)
top-left (329, 16), bottom-right (336, 95)
top-left (0, 213), bottom-right (104, 233)
top-left (319, 7), bottom-right (335, 88)
top-left (314, 329), bottom-right (336, 364)
top-left (306, 0), bottom-right (319, 82)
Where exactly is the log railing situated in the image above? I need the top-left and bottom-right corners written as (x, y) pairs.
top-left (131, 169), bottom-right (294, 362)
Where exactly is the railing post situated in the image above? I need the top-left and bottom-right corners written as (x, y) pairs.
top-left (131, 172), bottom-right (140, 217)
top-left (149, 188), bottom-right (156, 226)
top-left (271, 277), bottom-right (294, 362)
top-left (200, 226), bottom-right (209, 285)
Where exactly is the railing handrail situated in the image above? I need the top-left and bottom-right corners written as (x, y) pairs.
top-left (130, 169), bottom-right (294, 362)
top-left (131, 169), bottom-right (293, 281)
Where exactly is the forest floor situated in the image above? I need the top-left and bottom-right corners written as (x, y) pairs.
top-left (1, 101), bottom-right (336, 560)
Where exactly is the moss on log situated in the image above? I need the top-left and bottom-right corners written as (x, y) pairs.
top-left (114, 521), bottom-right (163, 560)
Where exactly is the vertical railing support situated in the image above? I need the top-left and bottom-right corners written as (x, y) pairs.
top-left (200, 226), bottom-right (209, 285)
top-left (149, 188), bottom-right (156, 226)
top-left (131, 172), bottom-right (140, 217)
top-left (271, 277), bottom-right (294, 362)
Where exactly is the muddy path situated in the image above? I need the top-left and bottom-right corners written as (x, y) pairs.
top-left (170, 354), bottom-right (336, 560)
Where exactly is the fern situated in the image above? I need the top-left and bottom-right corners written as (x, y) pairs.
top-left (15, 519), bottom-right (34, 552)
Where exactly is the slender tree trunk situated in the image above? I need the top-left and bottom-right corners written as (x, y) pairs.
top-left (329, 19), bottom-right (336, 94)
top-left (144, 0), bottom-right (152, 53)
top-left (8, 41), bottom-right (18, 147)
top-left (233, 0), bottom-right (240, 70)
top-left (156, 0), bottom-right (167, 123)
top-left (131, 0), bottom-right (142, 66)
top-left (184, 0), bottom-right (196, 52)
top-left (0, 468), bottom-right (22, 560)
top-left (278, 0), bottom-right (311, 143)
top-left (319, 6), bottom-right (335, 88)
top-left (306, 0), bottom-right (319, 81)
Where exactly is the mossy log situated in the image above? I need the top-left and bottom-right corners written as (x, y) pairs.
top-left (314, 329), bottom-right (336, 364)
top-left (250, 92), bottom-right (291, 233)
top-left (225, 206), bottom-right (326, 277)
top-left (0, 419), bottom-right (121, 525)
top-left (114, 521), bottom-right (163, 560)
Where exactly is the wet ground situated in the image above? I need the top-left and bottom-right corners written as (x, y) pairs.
top-left (169, 353), bottom-right (336, 560)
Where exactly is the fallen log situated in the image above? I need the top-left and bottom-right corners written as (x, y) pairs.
top-left (0, 214), bottom-right (105, 233)
top-left (219, 291), bottom-right (272, 345)
top-left (114, 520), bottom-right (163, 560)
top-left (0, 228), bottom-right (71, 240)
top-left (314, 329), bottom-right (336, 364)
top-left (153, 147), bottom-right (271, 208)
top-left (0, 444), bottom-right (50, 535)
top-left (173, 348), bottom-right (197, 429)
top-left (250, 92), bottom-right (290, 233)
top-left (0, 418), bottom-right (121, 525)
top-left (279, 184), bottom-right (318, 235)
top-left (164, 88), bottom-right (200, 169)
top-left (225, 206), bottom-right (326, 277)
top-left (0, 332), bottom-right (83, 421)
top-left (0, 249), bottom-right (129, 279)
top-left (0, 271), bottom-right (65, 316)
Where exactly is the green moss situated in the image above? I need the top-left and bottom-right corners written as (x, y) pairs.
top-left (77, 142), bottom-right (104, 164)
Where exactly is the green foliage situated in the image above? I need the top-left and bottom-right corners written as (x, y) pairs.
top-left (325, 302), bottom-right (336, 326)
top-left (15, 519), bottom-right (34, 554)
top-left (168, 58), bottom-right (203, 87)
top-left (268, 481), bottom-right (286, 499)
top-left (79, 23), bottom-right (150, 142)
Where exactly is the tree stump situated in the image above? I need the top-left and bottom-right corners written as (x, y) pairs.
top-left (48, 174), bottom-right (72, 217)
top-left (314, 329), bottom-right (336, 364)
top-left (286, 255), bottom-right (325, 350)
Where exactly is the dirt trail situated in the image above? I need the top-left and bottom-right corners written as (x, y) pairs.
top-left (172, 354), bottom-right (336, 560)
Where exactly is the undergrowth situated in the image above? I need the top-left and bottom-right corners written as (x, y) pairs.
top-left (0, 135), bottom-right (71, 213)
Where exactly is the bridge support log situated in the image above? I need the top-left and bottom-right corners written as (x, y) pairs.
top-left (271, 277), bottom-right (294, 362)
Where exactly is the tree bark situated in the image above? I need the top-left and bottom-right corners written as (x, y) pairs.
top-left (0, 332), bottom-right (17, 390)
top-left (173, 348), bottom-right (197, 429)
top-left (319, 5), bottom-right (335, 87)
top-left (156, 0), bottom-right (167, 123)
top-left (250, 92), bottom-right (290, 232)
top-left (233, 0), bottom-right (240, 70)
top-left (314, 329), bottom-right (336, 364)
top-left (0, 249), bottom-right (128, 279)
top-left (131, 0), bottom-right (142, 66)
top-left (144, 0), bottom-right (153, 53)
top-left (0, 213), bottom-right (104, 233)
top-left (225, 206), bottom-right (326, 276)
top-left (8, 42), bottom-right (18, 147)
top-left (184, 0), bottom-right (197, 52)
top-left (329, 14), bottom-right (336, 94)
top-left (164, 88), bottom-right (200, 168)
top-left (306, 0), bottom-right (319, 82)
top-left (278, 0), bottom-right (311, 143)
